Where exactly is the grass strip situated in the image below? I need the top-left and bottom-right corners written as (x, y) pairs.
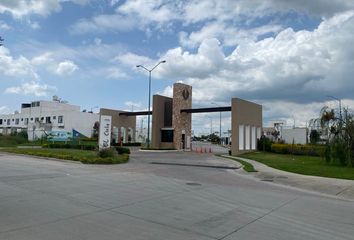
top-left (0, 148), bottom-right (129, 164)
top-left (240, 152), bottom-right (354, 180)
top-left (218, 155), bottom-right (257, 172)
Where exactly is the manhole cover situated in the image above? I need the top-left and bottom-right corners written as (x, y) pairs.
top-left (186, 182), bottom-right (202, 186)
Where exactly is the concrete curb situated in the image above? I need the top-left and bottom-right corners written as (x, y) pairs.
top-left (139, 149), bottom-right (182, 153)
top-left (222, 155), bottom-right (354, 201)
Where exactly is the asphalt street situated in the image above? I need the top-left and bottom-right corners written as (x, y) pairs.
top-left (0, 150), bottom-right (353, 240)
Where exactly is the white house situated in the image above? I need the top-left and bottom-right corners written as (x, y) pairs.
top-left (281, 127), bottom-right (308, 144)
top-left (0, 97), bottom-right (99, 140)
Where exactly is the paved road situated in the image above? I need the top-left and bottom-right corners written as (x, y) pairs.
top-left (0, 151), bottom-right (353, 240)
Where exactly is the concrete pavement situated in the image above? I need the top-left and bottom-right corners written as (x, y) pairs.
top-left (0, 151), bottom-right (354, 239)
top-left (226, 155), bottom-right (354, 201)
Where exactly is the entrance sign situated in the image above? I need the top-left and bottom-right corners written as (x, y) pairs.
top-left (99, 115), bottom-right (112, 150)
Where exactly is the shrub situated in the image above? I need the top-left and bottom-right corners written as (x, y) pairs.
top-left (45, 143), bottom-right (96, 151)
top-left (115, 147), bottom-right (131, 154)
top-left (97, 148), bottom-right (116, 158)
top-left (257, 137), bottom-right (273, 152)
top-left (271, 143), bottom-right (325, 156)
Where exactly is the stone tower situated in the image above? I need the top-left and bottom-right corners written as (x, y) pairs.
top-left (172, 83), bottom-right (192, 150)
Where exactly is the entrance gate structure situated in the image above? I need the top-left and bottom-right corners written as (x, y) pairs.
top-left (119, 83), bottom-right (262, 155)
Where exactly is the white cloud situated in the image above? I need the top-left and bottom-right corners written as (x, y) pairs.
top-left (55, 60), bottom-right (78, 76)
top-left (0, 106), bottom-right (10, 114)
top-left (29, 20), bottom-right (40, 29)
top-left (106, 67), bottom-right (128, 80)
top-left (0, 0), bottom-right (61, 18)
top-left (156, 38), bottom-right (225, 79)
top-left (152, 11), bottom-right (354, 105)
top-left (69, 0), bottom-right (354, 36)
top-left (0, 47), bottom-right (38, 80)
top-left (0, 0), bottom-right (93, 19)
top-left (5, 81), bottom-right (56, 97)
top-left (0, 21), bottom-right (11, 30)
top-left (116, 52), bottom-right (154, 69)
top-left (179, 23), bottom-right (283, 48)
top-left (124, 101), bottom-right (143, 110)
top-left (70, 14), bottom-right (136, 34)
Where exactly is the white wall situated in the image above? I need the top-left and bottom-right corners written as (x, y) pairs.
top-left (0, 100), bottom-right (99, 140)
top-left (282, 128), bottom-right (308, 144)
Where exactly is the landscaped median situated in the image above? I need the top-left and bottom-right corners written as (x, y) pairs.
top-left (0, 147), bottom-right (129, 164)
top-left (239, 152), bottom-right (354, 180)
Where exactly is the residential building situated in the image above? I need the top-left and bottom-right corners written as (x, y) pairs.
top-left (0, 97), bottom-right (99, 140)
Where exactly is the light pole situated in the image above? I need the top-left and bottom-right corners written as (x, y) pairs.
top-left (206, 116), bottom-right (213, 136)
top-left (212, 102), bottom-right (222, 144)
top-left (136, 60), bottom-right (166, 148)
top-left (90, 106), bottom-right (99, 113)
top-left (326, 95), bottom-right (342, 121)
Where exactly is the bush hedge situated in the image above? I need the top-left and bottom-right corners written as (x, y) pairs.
top-left (97, 148), bottom-right (116, 158)
top-left (271, 143), bottom-right (325, 156)
top-left (0, 148), bottom-right (129, 165)
top-left (115, 147), bottom-right (131, 154)
top-left (44, 143), bottom-right (97, 150)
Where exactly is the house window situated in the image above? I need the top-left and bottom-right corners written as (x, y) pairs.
top-left (53, 116), bottom-right (56, 120)
top-left (35, 117), bottom-right (39, 122)
top-left (30, 117), bottom-right (33, 121)
top-left (46, 117), bottom-right (51, 124)
top-left (21, 118), bottom-right (23, 121)
top-left (25, 118), bottom-right (29, 125)
top-left (15, 119), bottom-right (19, 125)
top-left (0, 119), bottom-right (2, 125)
top-left (58, 116), bottom-right (63, 124)
top-left (7, 119), bottom-right (10, 125)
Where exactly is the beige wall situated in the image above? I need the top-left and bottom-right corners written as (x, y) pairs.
top-left (99, 108), bottom-right (136, 143)
top-left (172, 83), bottom-right (192, 150)
top-left (151, 95), bottom-right (173, 148)
top-left (231, 98), bottom-right (262, 155)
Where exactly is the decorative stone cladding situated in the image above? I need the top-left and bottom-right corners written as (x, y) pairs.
top-left (172, 83), bottom-right (192, 150)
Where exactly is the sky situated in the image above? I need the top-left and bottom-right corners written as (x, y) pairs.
top-left (1, 0), bottom-right (354, 136)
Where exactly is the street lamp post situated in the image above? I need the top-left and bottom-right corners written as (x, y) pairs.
top-left (136, 60), bottom-right (166, 148)
top-left (212, 103), bottom-right (222, 144)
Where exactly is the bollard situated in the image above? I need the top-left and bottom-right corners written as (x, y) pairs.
top-left (204, 147), bottom-right (207, 153)
top-left (200, 147), bottom-right (203, 154)
top-left (209, 147), bottom-right (212, 153)
top-left (196, 147), bottom-right (198, 154)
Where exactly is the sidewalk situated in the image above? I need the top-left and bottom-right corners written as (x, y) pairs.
top-left (223, 155), bottom-right (354, 201)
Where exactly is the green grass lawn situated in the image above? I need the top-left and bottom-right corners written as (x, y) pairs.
top-left (0, 148), bottom-right (129, 164)
top-left (219, 155), bottom-right (257, 172)
top-left (240, 152), bottom-right (354, 180)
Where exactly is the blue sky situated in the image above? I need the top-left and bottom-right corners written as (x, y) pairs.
top-left (1, 0), bottom-right (354, 135)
